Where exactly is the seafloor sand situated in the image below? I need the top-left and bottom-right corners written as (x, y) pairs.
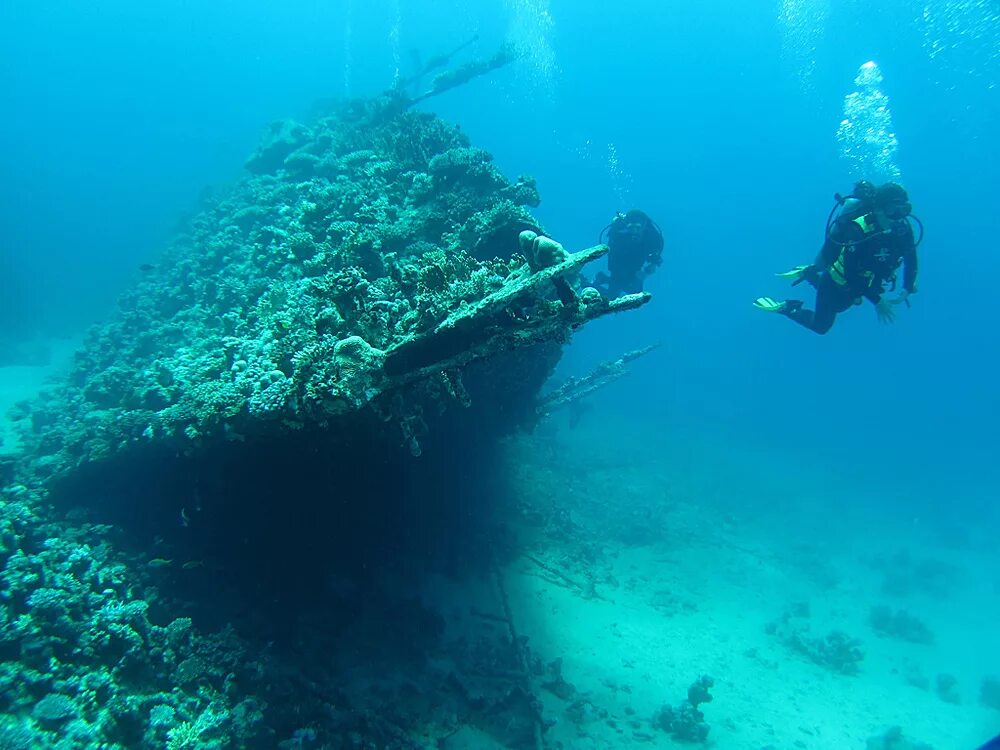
top-left (0, 339), bottom-right (79, 456)
top-left (498, 420), bottom-right (999, 749)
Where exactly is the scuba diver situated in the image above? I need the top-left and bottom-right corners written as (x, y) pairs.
top-left (592, 209), bottom-right (665, 297)
top-left (753, 181), bottom-right (922, 334)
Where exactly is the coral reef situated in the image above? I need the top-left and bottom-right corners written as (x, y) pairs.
top-left (935, 672), bottom-right (961, 704)
top-left (1, 79), bottom-right (650, 749)
top-left (867, 549), bottom-right (961, 599)
top-left (868, 605), bottom-right (934, 644)
top-left (981, 676), bottom-right (1000, 711)
top-left (794, 630), bottom-right (865, 675)
top-left (865, 725), bottom-right (933, 750)
top-left (652, 675), bottom-right (714, 743)
top-left (0, 483), bottom-right (268, 749)
top-left (11, 93), bottom-right (644, 485)
top-left (766, 608), bottom-right (865, 675)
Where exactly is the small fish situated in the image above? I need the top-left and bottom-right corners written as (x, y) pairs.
top-left (138, 263), bottom-right (157, 273)
top-left (182, 560), bottom-right (204, 570)
top-left (147, 558), bottom-right (173, 568)
top-left (180, 507), bottom-right (190, 528)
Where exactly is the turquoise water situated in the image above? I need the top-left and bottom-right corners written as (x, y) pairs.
top-left (1, 1), bottom-right (997, 748)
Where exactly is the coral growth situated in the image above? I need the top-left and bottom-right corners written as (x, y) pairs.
top-left (868, 605), bottom-right (934, 644)
top-left (652, 675), bottom-right (714, 743)
top-left (10, 98), bottom-right (567, 483)
top-left (981, 676), bottom-right (1000, 711)
top-left (865, 725), bottom-right (933, 750)
top-left (935, 672), bottom-right (961, 704)
top-left (1, 86), bottom-right (650, 750)
top-left (767, 607), bottom-right (865, 675)
top-left (0, 483), bottom-right (267, 748)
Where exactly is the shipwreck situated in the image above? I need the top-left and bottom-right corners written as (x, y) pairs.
top-left (0, 52), bottom-right (654, 748)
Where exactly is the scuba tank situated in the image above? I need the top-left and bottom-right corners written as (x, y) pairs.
top-left (825, 181), bottom-right (924, 249)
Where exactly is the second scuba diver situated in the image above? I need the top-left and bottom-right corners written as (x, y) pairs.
top-left (592, 209), bottom-right (664, 297)
top-left (753, 181), bottom-right (922, 334)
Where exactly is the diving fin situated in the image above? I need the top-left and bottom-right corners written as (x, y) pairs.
top-left (776, 264), bottom-right (810, 279)
top-left (752, 296), bottom-right (788, 313)
top-left (776, 264), bottom-right (815, 286)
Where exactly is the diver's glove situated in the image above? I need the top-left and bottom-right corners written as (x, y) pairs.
top-left (775, 264), bottom-right (816, 286)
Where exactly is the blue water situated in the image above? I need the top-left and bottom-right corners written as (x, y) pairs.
top-left (1, 0), bottom-right (998, 746)
top-left (3, 0), bottom-right (996, 486)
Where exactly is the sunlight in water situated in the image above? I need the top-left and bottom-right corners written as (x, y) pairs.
top-left (836, 61), bottom-right (902, 182)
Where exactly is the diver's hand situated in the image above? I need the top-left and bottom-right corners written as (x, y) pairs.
top-left (876, 297), bottom-right (896, 324)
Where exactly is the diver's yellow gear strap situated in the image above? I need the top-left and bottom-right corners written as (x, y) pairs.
top-left (830, 256), bottom-right (847, 285)
top-left (830, 254), bottom-right (878, 288)
top-left (826, 215), bottom-right (880, 287)
top-left (853, 215), bottom-right (875, 233)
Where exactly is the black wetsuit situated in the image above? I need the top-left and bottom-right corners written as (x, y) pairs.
top-left (784, 213), bottom-right (918, 334)
top-left (599, 219), bottom-right (664, 296)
